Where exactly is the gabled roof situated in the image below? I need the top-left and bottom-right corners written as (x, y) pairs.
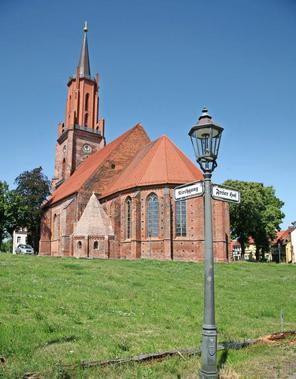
top-left (274, 227), bottom-right (295, 244)
top-left (74, 193), bottom-right (114, 236)
top-left (47, 124), bottom-right (145, 206)
top-left (102, 135), bottom-right (203, 197)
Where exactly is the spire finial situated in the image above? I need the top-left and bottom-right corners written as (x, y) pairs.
top-left (84, 21), bottom-right (88, 33)
top-left (78, 22), bottom-right (91, 78)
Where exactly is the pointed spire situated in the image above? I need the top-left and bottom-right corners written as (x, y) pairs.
top-left (78, 21), bottom-right (91, 78)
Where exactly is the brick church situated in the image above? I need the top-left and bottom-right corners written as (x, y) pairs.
top-left (39, 24), bottom-right (230, 261)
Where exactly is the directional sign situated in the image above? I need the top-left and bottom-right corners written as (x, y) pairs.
top-left (212, 185), bottom-right (240, 203)
top-left (174, 181), bottom-right (204, 201)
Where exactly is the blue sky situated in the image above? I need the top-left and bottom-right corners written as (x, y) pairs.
top-left (0, 0), bottom-right (295, 228)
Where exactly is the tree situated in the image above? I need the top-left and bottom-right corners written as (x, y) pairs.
top-left (5, 190), bottom-right (29, 237)
top-left (14, 167), bottom-right (50, 251)
top-left (0, 182), bottom-right (28, 246)
top-left (0, 181), bottom-right (9, 242)
top-left (223, 180), bottom-right (284, 261)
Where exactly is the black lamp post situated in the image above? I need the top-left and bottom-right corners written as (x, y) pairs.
top-left (189, 107), bottom-right (223, 379)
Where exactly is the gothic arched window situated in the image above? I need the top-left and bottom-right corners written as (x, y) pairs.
top-left (84, 113), bottom-right (88, 127)
top-left (77, 241), bottom-right (82, 249)
top-left (85, 93), bottom-right (89, 111)
top-left (62, 158), bottom-right (66, 179)
top-left (93, 241), bottom-right (98, 249)
top-left (53, 214), bottom-right (59, 240)
top-left (147, 193), bottom-right (159, 237)
top-left (126, 197), bottom-right (132, 239)
top-left (176, 199), bottom-right (187, 237)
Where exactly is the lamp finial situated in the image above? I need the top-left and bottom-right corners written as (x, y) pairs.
top-left (84, 21), bottom-right (88, 32)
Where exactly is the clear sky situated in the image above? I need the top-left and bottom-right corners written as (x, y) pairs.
top-left (0, 0), bottom-right (295, 228)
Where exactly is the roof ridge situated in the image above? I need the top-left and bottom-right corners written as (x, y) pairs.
top-left (101, 138), bottom-right (160, 198)
top-left (169, 137), bottom-right (200, 176)
top-left (129, 139), bottom-right (160, 186)
top-left (163, 136), bottom-right (169, 183)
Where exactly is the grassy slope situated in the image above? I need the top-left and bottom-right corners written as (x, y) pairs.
top-left (0, 254), bottom-right (295, 378)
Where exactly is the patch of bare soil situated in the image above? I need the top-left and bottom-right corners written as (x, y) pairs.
top-left (258, 331), bottom-right (296, 345)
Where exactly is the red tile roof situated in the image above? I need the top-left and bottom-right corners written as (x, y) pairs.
top-left (274, 228), bottom-right (294, 244)
top-left (47, 124), bottom-right (144, 205)
top-left (102, 135), bottom-right (203, 197)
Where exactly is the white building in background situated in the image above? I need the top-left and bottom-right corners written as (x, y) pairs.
top-left (291, 228), bottom-right (296, 263)
top-left (12, 229), bottom-right (27, 254)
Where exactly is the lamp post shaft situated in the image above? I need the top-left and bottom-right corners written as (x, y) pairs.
top-left (200, 172), bottom-right (218, 379)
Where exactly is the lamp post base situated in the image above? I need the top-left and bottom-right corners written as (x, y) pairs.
top-left (199, 326), bottom-right (218, 379)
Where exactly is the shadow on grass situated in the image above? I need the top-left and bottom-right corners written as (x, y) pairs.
top-left (218, 349), bottom-right (229, 370)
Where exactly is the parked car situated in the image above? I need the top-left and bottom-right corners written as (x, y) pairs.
top-left (15, 244), bottom-right (34, 255)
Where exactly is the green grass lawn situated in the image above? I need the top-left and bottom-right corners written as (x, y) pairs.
top-left (0, 254), bottom-right (295, 378)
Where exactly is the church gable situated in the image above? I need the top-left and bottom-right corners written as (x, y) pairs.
top-left (82, 123), bottom-right (150, 196)
top-left (47, 123), bottom-right (150, 206)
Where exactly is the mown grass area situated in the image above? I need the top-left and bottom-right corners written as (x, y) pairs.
top-left (0, 254), bottom-right (295, 378)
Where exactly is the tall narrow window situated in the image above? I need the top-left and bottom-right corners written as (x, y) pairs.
top-left (85, 93), bottom-right (89, 111)
top-left (84, 113), bottom-right (88, 127)
top-left (62, 158), bottom-right (66, 179)
top-left (147, 193), bottom-right (159, 237)
top-left (53, 214), bottom-right (59, 240)
top-left (176, 200), bottom-right (186, 237)
top-left (126, 197), bottom-right (132, 239)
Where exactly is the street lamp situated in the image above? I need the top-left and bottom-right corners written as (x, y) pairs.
top-left (189, 107), bottom-right (223, 379)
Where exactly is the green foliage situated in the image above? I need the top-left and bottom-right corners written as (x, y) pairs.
top-left (0, 168), bottom-right (49, 250)
top-left (0, 239), bottom-right (12, 252)
top-left (4, 190), bottom-right (29, 237)
top-left (14, 167), bottom-right (50, 251)
top-left (0, 255), bottom-right (295, 378)
top-left (0, 181), bottom-right (28, 242)
top-left (0, 181), bottom-right (9, 241)
top-left (223, 180), bottom-right (284, 260)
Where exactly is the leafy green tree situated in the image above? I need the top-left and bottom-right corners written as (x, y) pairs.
top-left (0, 182), bottom-right (28, 248)
top-left (223, 180), bottom-right (284, 261)
top-left (5, 190), bottom-right (29, 237)
top-left (14, 167), bottom-right (50, 251)
top-left (0, 181), bottom-right (9, 242)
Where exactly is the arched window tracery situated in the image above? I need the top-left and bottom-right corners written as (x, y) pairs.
top-left (147, 193), bottom-right (159, 237)
top-left (125, 197), bottom-right (132, 239)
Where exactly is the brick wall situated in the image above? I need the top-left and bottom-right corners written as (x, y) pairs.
top-left (101, 185), bottom-right (230, 262)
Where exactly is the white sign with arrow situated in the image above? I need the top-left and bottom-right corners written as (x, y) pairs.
top-left (212, 185), bottom-right (240, 203)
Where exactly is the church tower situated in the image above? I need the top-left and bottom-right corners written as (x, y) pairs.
top-left (52, 22), bottom-right (105, 189)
